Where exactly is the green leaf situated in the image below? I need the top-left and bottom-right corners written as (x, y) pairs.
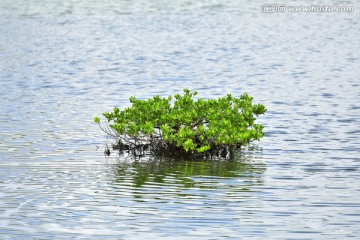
top-left (94, 116), bottom-right (100, 124)
top-left (196, 145), bottom-right (211, 153)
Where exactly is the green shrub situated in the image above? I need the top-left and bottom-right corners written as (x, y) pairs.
top-left (95, 89), bottom-right (266, 156)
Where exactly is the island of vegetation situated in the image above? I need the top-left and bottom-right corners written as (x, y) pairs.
top-left (95, 89), bottom-right (266, 157)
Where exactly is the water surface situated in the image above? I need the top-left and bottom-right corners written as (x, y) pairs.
top-left (0, 0), bottom-right (359, 239)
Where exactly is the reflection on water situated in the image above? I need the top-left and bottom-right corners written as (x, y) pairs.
top-left (111, 152), bottom-right (265, 189)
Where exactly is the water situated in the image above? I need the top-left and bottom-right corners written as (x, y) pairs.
top-left (0, 0), bottom-right (359, 239)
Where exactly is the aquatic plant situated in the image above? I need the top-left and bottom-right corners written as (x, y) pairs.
top-left (95, 89), bottom-right (266, 157)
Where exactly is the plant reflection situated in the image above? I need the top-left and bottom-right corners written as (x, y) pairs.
top-left (111, 149), bottom-right (265, 189)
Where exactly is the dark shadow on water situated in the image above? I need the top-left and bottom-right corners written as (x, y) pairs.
top-left (110, 147), bottom-right (266, 189)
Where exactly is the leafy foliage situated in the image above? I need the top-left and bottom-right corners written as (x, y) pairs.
top-left (95, 89), bottom-right (266, 156)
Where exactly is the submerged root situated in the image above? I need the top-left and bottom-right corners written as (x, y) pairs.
top-left (109, 140), bottom-right (242, 159)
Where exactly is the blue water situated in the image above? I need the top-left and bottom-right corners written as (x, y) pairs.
top-left (0, 0), bottom-right (359, 239)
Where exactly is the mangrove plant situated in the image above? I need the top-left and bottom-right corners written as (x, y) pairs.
top-left (95, 89), bottom-right (266, 156)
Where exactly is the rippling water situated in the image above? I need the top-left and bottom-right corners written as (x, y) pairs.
top-left (1, 0), bottom-right (359, 239)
